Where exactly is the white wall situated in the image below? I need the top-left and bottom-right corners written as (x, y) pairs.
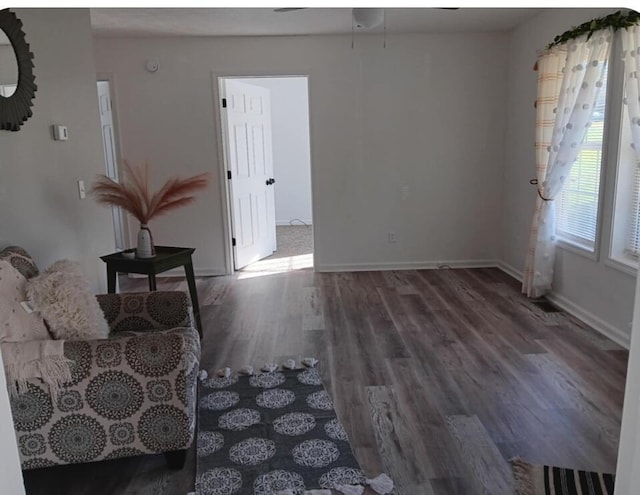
top-left (94, 33), bottom-right (508, 273)
top-left (243, 77), bottom-right (312, 226)
top-left (0, 352), bottom-right (25, 495)
top-left (0, 10), bottom-right (114, 488)
top-left (500, 8), bottom-right (636, 346)
top-left (0, 9), bottom-right (114, 291)
top-left (615, 269), bottom-right (640, 494)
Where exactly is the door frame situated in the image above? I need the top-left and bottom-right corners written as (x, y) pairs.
top-left (96, 73), bottom-right (129, 251)
top-left (212, 70), bottom-right (316, 274)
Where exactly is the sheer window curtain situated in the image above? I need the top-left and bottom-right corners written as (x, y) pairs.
top-left (523, 30), bottom-right (612, 298)
top-left (622, 27), bottom-right (640, 212)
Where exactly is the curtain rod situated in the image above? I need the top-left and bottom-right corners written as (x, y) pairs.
top-left (547, 9), bottom-right (639, 50)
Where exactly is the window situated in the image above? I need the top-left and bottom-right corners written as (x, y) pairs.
top-left (610, 74), bottom-right (640, 270)
top-left (556, 63), bottom-right (609, 252)
top-left (626, 163), bottom-right (640, 258)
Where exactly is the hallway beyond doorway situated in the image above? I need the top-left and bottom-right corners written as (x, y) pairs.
top-left (265, 225), bottom-right (312, 260)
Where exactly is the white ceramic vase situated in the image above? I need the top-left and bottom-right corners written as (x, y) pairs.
top-left (136, 224), bottom-right (156, 258)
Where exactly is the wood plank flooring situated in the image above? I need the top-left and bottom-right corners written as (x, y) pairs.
top-left (22, 267), bottom-right (628, 495)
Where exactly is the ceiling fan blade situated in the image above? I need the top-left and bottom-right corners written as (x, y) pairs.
top-left (274, 8), bottom-right (307, 13)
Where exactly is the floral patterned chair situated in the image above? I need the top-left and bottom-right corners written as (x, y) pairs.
top-left (0, 246), bottom-right (201, 470)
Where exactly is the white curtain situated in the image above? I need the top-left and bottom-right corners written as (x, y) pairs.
top-left (622, 26), bottom-right (640, 174)
top-left (523, 29), bottom-right (612, 298)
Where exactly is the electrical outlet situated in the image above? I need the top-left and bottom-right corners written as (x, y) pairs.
top-left (388, 231), bottom-right (397, 243)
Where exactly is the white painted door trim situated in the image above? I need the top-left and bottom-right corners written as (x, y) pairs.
top-left (96, 73), bottom-right (130, 250)
top-left (0, 351), bottom-right (25, 495)
top-left (211, 70), bottom-right (316, 274)
top-left (97, 80), bottom-right (126, 252)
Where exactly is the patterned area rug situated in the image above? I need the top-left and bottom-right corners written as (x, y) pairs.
top-left (195, 367), bottom-right (366, 495)
top-left (511, 459), bottom-right (615, 495)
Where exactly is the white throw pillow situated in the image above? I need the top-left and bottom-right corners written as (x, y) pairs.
top-left (25, 260), bottom-right (109, 341)
top-left (0, 260), bottom-right (50, 342)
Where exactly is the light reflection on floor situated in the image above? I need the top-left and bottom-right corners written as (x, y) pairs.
top-left (237, 253), bottom-right (313, 279)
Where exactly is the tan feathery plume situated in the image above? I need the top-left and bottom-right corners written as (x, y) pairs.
top-left (91, 161), bottom-right (210, 225)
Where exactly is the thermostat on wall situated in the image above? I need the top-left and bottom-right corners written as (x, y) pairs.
top-left (52, 125), bottom-right (68, 141)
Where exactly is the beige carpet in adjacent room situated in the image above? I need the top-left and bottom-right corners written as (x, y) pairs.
top-left (264, 225), bottom-right (313, 260)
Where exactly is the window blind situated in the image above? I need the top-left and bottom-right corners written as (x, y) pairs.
top-left (626, 162), bottom-right (640, 258)
top-left (556, 63), bottom-right (608, 249)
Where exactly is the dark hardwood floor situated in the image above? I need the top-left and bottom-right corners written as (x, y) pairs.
top-left (23, 267), bottom-right (628, 495)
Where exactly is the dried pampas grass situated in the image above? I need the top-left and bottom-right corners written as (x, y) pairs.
top-left (91, 161), bottom-right (210, 224)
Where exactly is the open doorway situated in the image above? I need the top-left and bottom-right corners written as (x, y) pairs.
top-left (96, 80), bottom-right (126, 252)
top-left (219, 75), bottom-right (313, 275)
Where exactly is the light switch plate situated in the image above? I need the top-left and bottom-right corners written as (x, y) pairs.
top-left (78, 180), bottom-right (86, 199)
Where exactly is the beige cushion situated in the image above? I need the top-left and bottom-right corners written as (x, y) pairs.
top-left (25, 260), bottom-right (109, 341)
top-left (0, 260), bottom-right (50, 342)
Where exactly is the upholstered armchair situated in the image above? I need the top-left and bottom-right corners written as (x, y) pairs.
top-left (0, 247), bottom-right (200, 470)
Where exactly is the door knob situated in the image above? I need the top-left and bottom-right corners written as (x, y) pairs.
top-left (265, 178), bottom-right (276, 186)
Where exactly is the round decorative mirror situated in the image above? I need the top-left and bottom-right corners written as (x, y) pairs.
top-left (0, 9), bottom-right (37, 131)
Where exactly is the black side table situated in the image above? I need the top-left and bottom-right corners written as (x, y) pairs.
top-left (100, 246), bottom-right (203, 338)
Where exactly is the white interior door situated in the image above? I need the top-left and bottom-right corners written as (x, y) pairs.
top-left (97, 81), bottom-right (126, 251)
top-left (222, 79), bottom-right (276, 269)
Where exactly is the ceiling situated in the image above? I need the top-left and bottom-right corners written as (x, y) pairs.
top-left (90, 8), bottom-right (544, 38)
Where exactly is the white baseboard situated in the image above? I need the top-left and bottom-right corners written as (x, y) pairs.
top-left (316, 259), bottom-right (500, 273)
top-left (496, 261), bottom-right (630, 349)
top-left (545, 292), bottom-right (630, 349)
top-left (497, 261), bottom-right (523, 282)
top-left (129, 267), bottom-right (226, 279)
top-left (276, 220), bottom-right (313, 226)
